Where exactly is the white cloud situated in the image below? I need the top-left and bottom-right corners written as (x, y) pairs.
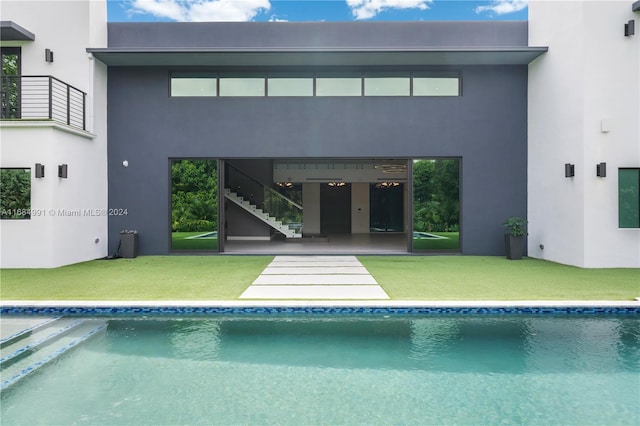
top-left (129, 0), bottom-right (271, 22)
top-left (346, 0), bottom-right (433, 20)
top-left (475, 0), bottom-right (528, 16)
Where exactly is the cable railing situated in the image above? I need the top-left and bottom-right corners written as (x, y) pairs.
top-left (227, 163), bottom-right (303, 236)
top-left (0, 75), bottom-right (86, 130)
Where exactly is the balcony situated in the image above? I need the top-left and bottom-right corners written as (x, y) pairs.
top-left (1, 75), bottom-right (86, 130)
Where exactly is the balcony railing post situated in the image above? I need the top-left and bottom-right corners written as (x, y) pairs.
top-left (66, 84), bottom-right (71, 126)
top-left (82, 92), bottom-right (86, 130)
top-left (48, 76), bottom-right (53, 120)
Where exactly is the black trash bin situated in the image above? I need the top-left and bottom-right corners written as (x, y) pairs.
top-left (120, 230), bottom-right (138, 258)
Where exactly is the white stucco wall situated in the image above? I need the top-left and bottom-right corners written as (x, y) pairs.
top-left (528, 0), bottom-right (640, 267)
top-left (351, 183), bottom-right (370, 233)
top-left (0, 0), bottom-right (108, 268)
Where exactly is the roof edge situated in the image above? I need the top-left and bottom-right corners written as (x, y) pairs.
top-left (0, 21), bottom-right (35, 41)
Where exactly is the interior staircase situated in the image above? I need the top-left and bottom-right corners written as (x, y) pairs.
top-left (225, 189), bottom-right (302, 238)
top-left (1, 317), bottom-right (106, 389)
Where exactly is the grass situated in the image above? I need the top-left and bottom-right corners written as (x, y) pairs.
top-left (171, 232), bottom-right (218, 250)
top-left (359, 256), bottom-right (639, 301)
top-left (0, 256), bottom-right (270, 301)
top-left (412, 232), bottom-right (460, 250)
top-left (0, 256), bottom-right (638, 301)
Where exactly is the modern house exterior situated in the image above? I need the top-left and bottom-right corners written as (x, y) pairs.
top-left (1, 0), bottom-right (638, 269)
top-left (1, 1), bottom-right (108, 268)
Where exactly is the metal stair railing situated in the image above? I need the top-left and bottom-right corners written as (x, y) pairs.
top-left (225, 163), bottom-right (303, 237)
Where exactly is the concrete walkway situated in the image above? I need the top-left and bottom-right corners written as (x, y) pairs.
top-left (239, 255), bottom-right (390, 300)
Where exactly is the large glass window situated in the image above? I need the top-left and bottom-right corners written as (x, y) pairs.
top-left (267, 72), bottom-right (313, 96)
top-left (412, 159), bottom-right (460, 251)
top-left (170, 73), bottom-right (216, 97)
top-left (364, 72), bottom-right (410, 96)
top-left (169, 70), bottom-right (460, 98)
top-left (1, 168), bottom-right (31, 220)
top-left (170, 159), bottom-right (218, 251)
top-left (316, 72), bottom-right (362, 96)
top-left (1, 47), bottom-right (21, 119)
top-left (370, 183), bottom-right (404, 232)
top-left (219, 73), bottom-right (265, 97)
top-left (619, 168), bottom-right (640, 228)
top-left (413, 72), bottom-right (460, 96)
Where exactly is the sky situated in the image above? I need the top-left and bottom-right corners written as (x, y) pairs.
top-left (106, 0), bottom-right (529, 23)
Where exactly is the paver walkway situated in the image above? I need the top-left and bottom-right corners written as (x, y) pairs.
top-left (239, 255), bottom-right (389, 300)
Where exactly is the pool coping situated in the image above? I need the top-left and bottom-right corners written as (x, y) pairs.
top-left (2, 300), bottom-right (639, 316)
top-left (1, 300), bottom-right (639, 307)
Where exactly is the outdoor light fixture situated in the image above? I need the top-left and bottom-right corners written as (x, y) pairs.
top-left (596, 162), bottom-right (607, 177)
top-left (45, 48), bottom-right (54, 62)
top-left (564, 163), bottom-right (575, 178)
top-left (122, 160), bottom-right (129, 167)
top-left (327, 182), bottom-right (346, 187)
top-left (625, 20), bottom-right (635, 36)
top-left (58, 164), bottom-right (68, 178)
top-left (375, 182), bottom-right (400, 188)
top-left (35, 163), bottom-right (45, 178)
top-left (276, 182), bottom-right (294, 188)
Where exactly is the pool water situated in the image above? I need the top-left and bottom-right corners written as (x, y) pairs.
top-left (1, 315), bottom-right (639, 425)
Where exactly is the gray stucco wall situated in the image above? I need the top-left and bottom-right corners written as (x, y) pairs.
top-left (107, 64), bottom-right (528, 256)
top-left (107, 21), bottom-right (529, 49)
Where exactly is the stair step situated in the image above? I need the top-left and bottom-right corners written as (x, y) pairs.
top-left (0, 318), bottom-right (85, 366)
top-left (0, 317), bottom-right (61, 347)
top-left (0, 320), bottom-right (107, 390)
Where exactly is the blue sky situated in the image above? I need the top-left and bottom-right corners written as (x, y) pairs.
top-left (107, 0), bottom-right (528, 22)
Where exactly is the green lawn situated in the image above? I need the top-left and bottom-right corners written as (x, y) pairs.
top-left (412, 232), bottom-right (460, 250)
top-left (171, 232), bottom-right (218, 250)
top-left (360, 256), bottom-right (639, 300)
top-left (0, 256), bottom-right (270, 300)
top-left (0, 256), bottom-right (638, 301)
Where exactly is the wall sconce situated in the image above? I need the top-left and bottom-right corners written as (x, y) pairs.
top-left (35, 163), bottom-right (45, 178)
top-left (564, 163), bottom-right (575, 178)
top-left (45, 48), bottom-right (54, 62)
top-left (596, 162), bottom-right (607, 177)
top-left (58, 164), bottom-right (68, 178)
top-left (625, 20), bottom-right (635, 36)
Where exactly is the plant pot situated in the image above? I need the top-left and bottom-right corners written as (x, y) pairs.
top-left (504, 234), bottom-right (523, 260)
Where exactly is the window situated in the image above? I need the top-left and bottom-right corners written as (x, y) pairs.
top-left (619, 168), bottom-right (640, 228)
top-left (1, 168), bottom-right (31, 219)
top-left (170, 159), bottom-right (218, 250)
top-left (267, 72), bottom-right (313, 96)
top-left (316, 72), bottom-right (362, 96)
top-left (219, 73), bottom-right (265, 97)
top-left (364, 72), bottom-right (410, 96)
top-left (412, 159), bottom-right (460, 251)
top-left (1, 47), bottom-right (21, 118)
top-left (170, 73), bottom-right (216, 97)
top-left (169, 70), bottom-right (461, 98)
top-left (413, 72), bottom-right (460, 96)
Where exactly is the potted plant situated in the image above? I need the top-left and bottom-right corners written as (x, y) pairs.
top-left (503, 216), bottom-right (526, 260)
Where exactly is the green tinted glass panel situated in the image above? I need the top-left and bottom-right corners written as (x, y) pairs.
top-left (1, 168), bottom-right (31, 219)
top-left (364, 72), bottom-right (410, 96)
top-left (413, 74), bottom-right (459, 96)
top-left (171, 74), bottom-right (217, 97)
top-left (412, 159), bottom-right (460, 251)
top-left (171, 160), bottom-right (218, 250)
top-left (618, 168), bottom-right (640, 228)
top-left (219, 73), bottom-right (265, 97)
top-left (268, 73), bottom-right (313, 96)
top-left (316, 72), bottom-right (362, 96)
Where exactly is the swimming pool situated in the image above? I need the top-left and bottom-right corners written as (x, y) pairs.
top-left (1, 313), bottom-right (638, 425)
